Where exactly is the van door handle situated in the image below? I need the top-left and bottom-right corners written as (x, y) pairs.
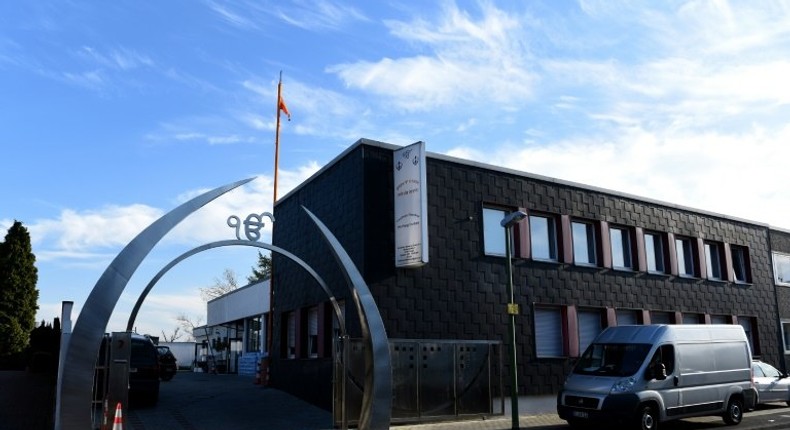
top-left (674, 375), bottom-right (679, 386)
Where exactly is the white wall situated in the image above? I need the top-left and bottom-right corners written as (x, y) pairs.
top-left (207, 281), bottom-right (269, 326)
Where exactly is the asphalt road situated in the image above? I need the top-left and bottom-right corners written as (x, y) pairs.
top-left (127, 372), bottom-right (790, 430)
top-left (125, 371), bottom-right (332, 430)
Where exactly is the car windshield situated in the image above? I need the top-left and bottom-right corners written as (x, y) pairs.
top-left (573, 343), bottom-right (652, 377)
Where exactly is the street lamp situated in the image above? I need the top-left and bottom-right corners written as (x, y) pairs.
top-left (501, 210), bottom-right (527, 430)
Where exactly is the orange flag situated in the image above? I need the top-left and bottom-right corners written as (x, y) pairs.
top-left (279, 97), bottom-right (291, 121)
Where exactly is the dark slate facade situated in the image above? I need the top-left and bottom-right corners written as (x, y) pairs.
top-left (269, 138), bottom-right (784, 410)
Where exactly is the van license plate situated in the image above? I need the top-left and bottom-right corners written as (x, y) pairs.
top-left (572, 411), bottom-right (588, 419)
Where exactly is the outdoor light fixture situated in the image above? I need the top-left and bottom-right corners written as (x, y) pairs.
top-left (501, 210), bottom-right (527, 430)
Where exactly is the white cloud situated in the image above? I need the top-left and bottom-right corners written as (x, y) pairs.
top-left (328, 2), bottom-right (536, 111)
top-left (26, 164), bottom-right (321, 265)
top-left (446, 122), bottom-right (790, 229)
top-left (274, 0), bottom-right (369, 31)
top-left (31, 204), bottom-right (162, 252)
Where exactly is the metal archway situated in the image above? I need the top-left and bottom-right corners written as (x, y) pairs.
top-left (55, 178), bottom-right (392, 430)
top-left (302, 206), bottom-right (391, 430)
top-left (56, 178), bottom-right (254, 430)
top-left (125, 239), bottom-right (345, 336)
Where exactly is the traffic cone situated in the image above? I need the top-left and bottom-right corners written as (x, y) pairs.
top-left (112, 402), bottom-right (124, 430)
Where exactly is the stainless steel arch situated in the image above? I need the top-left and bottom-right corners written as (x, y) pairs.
top-left (56, 178), bottom-right (254, 430)
top-left (302, 206), bottom-right (392, 430)
top-left (125, 239), bottom-right (345, 336)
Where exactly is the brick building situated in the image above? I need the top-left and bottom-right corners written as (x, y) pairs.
top-left (267, 138), bottom-right (788, 410)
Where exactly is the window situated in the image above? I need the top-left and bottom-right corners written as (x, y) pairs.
top-left (609, 226), bottom-right (633, 270)
top-left (572, 220), bottom-right (597, 266)
top-left (483, 207), bottom-right (507, 256)
top-left (739, 317), bottom-right (756, 355)
top-left (782, 321), bottom-right (790, 353)
top-left (704, 241), bottom-right (724, 280)
top-left (651, 311), bottom-right (673, 324)
top-left (578, 309), bottom-right (603, 354)
top-left (731, 245), bottom-right (751, 283)
top-left (535, 307), bottom-right (563, 357)
top-left (682, 313), bottom-right (702, 324)
top-left (286, 312), bottom-right (296, 359)
top-left (530, 214), bottom-right (558, 261)
top-left (616, 309), bottom-right (641, 325)
top-left (644, 231), bottom-right (666, 274)
top-left (773, 252), bottom-right (790, 286)
top-left (646, 345), bottom-right (675, 379)
top-left (675, 236), bottom-right (696, 277)
top-left (246, 316), bottom-right (262, 353)
top-left (307, 307), bottom-right (318, 358)
top-left (710, 315), bottom-right (729, 324)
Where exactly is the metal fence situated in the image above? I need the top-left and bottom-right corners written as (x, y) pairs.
top-left (333, 338), bottom-right (503, 428)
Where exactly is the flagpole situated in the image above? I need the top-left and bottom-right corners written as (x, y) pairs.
top-left (274, 70), bottom-right (283, 203)
top-left (267, 71), bottom-right (283, 357)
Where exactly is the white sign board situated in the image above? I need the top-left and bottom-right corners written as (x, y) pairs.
top-left (393, 141), bottom-right (429, 268)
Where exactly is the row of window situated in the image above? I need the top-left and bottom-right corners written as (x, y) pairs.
top-left (483, 207), bottom-right (753, 283)
top-left (534, 304), bottom-right (759, 358)
top-left (282, 301), bottom-right (345, 360)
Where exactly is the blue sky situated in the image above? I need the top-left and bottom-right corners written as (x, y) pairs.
top-left (3, 0), bottom-right (790, 339)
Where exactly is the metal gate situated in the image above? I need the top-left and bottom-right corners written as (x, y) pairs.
top-left (334, 338), bottom-right (503, 427)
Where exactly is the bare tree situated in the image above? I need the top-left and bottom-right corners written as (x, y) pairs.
top-left (199, 268), bottom-right (239, 302)
top-left (161, 327), bottom-right (183, 342)
top-left (176, 314), bottom-right (204, 342)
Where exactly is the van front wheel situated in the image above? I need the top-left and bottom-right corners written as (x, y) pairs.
top-left (636, 405), bottom-right (658, 430)
top-left (723, 397), bottom-right (743, 425)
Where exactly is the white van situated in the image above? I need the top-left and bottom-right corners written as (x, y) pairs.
top-left (557, 324), bottom-right (757, 430)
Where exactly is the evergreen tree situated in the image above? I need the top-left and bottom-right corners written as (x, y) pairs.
top-left (247, 251), bottom-right (272, 283)
top-left (0, 221), bottom-right (39, 356)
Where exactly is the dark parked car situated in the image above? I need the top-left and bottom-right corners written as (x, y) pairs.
top-left (752, 360), bottom-right (790, 406)
top-left (157, 345), bottom-right (177, 381)
top-left (95, 333), bottom-right (160, 407)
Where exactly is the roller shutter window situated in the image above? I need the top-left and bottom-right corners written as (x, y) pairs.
top-left (578, 310), bottom-right (602, 354)
top-left (535, 307), bottom-right (563, 357)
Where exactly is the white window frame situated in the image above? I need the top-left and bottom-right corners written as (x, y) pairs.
top-left (644, 231), bottom-right (666, 274)
top-left (572, 220), bottom-right (597, 266)
top-left (530, 214), bottom-right (558, 261)
top-left (675, 236), bottom-right (696, 277)
top-left (704, 241), bottom-right (723, 281)
top-left (609, 226), bottom-right (632, 270)
top-left (731, 245), bottom-right (750, 283)
top-left (773, 252), bottom-right (790, 286)
top-left (483, 207), bottom-right (508, 257)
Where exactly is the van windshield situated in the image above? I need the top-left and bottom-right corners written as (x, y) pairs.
top-left (573, 343), bottom-right (652, 377)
